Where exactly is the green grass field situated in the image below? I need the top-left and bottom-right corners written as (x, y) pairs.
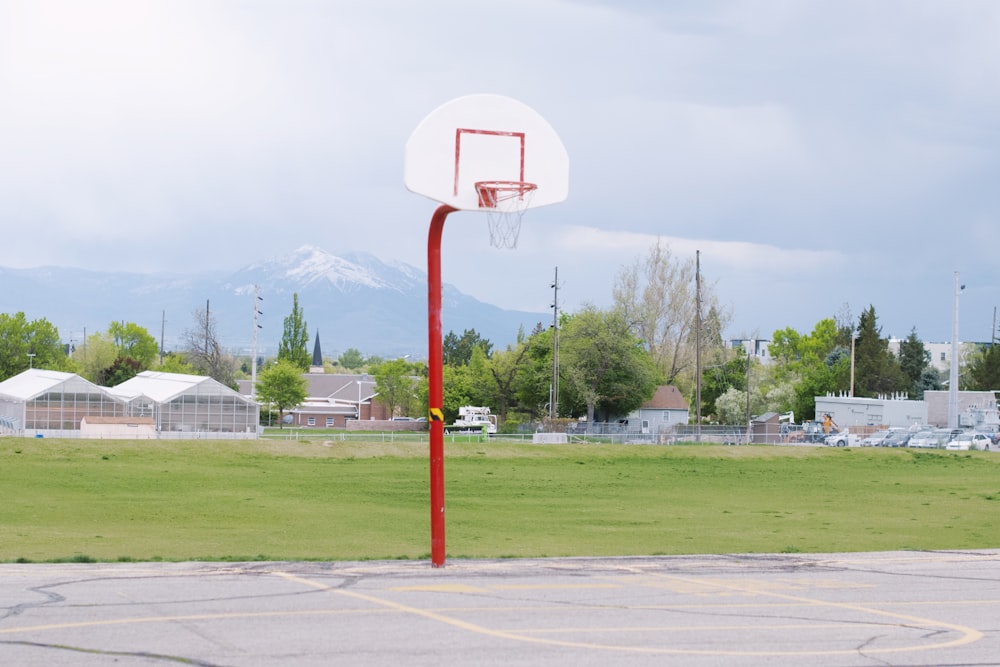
top-left (1, 437), bottom-right (997, 563)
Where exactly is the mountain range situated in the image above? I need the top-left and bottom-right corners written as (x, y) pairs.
top-left (0, 246), bottom-right (548, 359)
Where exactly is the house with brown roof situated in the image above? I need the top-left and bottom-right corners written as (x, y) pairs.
top-left (622, 385), bottom-right (690, 434)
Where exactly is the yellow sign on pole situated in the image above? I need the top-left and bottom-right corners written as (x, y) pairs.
top-left (429, 408), bottom-right (444, 422)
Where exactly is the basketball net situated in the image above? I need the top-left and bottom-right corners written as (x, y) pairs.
top-left (475, 181), bottom-right (537, 249)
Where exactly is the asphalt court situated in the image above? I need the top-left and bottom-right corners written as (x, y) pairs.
top-left (1, 550), bottom-right (998, 666)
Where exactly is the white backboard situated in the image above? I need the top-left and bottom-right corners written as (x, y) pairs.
top-left (405, 94), bottom-right (569, 211)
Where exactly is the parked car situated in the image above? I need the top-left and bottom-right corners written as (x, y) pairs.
top-left (907, 430), bottom-right (939, 448)
top-left (824, 428), bottom-right (860, 447)
top-left (945, 432), bottom-right (992, 451)
top-left (861, 429), bottom-right (891, 447)
top-left (882, 430), bottom-right (912, 448)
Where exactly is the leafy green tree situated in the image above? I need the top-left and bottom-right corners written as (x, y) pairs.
top-left (967, 344), bottom-right (1000, 390)
top-left (75, 332), bottom-right (118, 383)
top-left (853, 305), bottom-right (907, 397)
top-left (338, 348), bottom-right (366, 370)
top-left (157, 352), bottom-right (197, 375)
top-left (255, 360), bottom-right (307, 428)
top-left (476, 335), bottom-right (531, 423)
top-left (103, 356), bottom-right (142, 386)
top-left (278, 293), bottom-right (310, 370)
top-left (917, 366), bottom-right (944, 396)
top-left (770, 318), bottom-right (847, 421)
top-left (442, 328), bottom-right (493, 366)
top-left (700, 348), bottom-right (749, 419)
top-left (514, 323), bottom-right (555, 419)
top-left (897, 327), bottom-right (934, 398)
top-left (714, 386), bottom-right (768, 426)
top-left (559, 306), bottom-right (660, 422)
top-left (108, 321), bottom-right (159, 367)
top-left (0, 312), bottom-right (68, 380)
top-left (372, 358), bottom-right (418, 418)
top-left (442, 363), bottom-right (478, 424)
top-left (792, 353), bottom-right (849, 421)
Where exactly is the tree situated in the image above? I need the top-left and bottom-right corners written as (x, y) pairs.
top-left (442, 328), bottom-right (493, 366)
top-left (157, 352), bottom-right (197, 375)
top-left (278, 293), bottom-right (310, 370)
top-left (559, 306), bottom-right (660, 422)
top-left (714, 386), bottom-right (767, 426)
top-left (770, 318), bottom-right (848, 421)
top-left (475, 335), bottom-right (532, 423)
top-left (103, 356), bottom-right (142, 386)
top-left (613, 239), bottom-right (730, 394)
top-left (338, 348), bottom-right (366, 370)
top-left (0, 312), bottom-right (68, 380)
top-left (183, 305), bottom-right (237, 388)
top-left (700, 348), bottom-right (749, 420)
top-left (897, 328), bottom-right (936, 399)
top-left (514, 324), bottom-right (555, 419)
top-left (75, 332), bottom-right (118, 384)
top-left (372, 358), bottom-right (418, 418)
top-left (108, 321), bottom-right (159, 367)
top-left (791, 352), bottom-right (849, 421)
top-left (852, 305), bottom-right (907, 397)
top-left (967, 344), bottom-right (1000, 390)
top-left (255, 360), bottom-right (307, 428)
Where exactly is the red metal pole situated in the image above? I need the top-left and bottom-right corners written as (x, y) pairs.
top-left (427, 204), bottom-right (456, 567)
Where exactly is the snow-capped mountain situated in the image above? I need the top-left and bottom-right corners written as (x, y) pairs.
top-left (0, 246), bottom-right (546, 359)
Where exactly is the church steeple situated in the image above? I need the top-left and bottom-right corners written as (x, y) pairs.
top-left (309, 331), bottom-right (324, 373)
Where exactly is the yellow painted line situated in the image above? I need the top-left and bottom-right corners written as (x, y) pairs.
top-left (274, 570), bottom-right (986, 657)
top-left (391, 582), bottom-right (620, 592)
top-left (519, 622), bottom-right (892, 635)
top-left (491, 583), bottom-right (620, 591)
top-left (392, 584), bottom-right (489, 593)
top-left (626, 568), bottom-right (984, 655)
top-left (0, 568), bottom-right (986, 658)
top-left (0, 609), bottom-right (394, 635)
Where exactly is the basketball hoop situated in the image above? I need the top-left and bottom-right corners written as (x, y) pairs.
top-left (475, 181), bottom-right (537, 249)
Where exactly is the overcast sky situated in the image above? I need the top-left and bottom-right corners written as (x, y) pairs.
top-left (2, 0), bottom-right (999, 345)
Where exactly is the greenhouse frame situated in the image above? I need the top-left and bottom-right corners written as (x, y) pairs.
top-left (108, 371), bottom-right (259, 438)
top-left (0, 369), bottom-right (128, 436)
top-left (0, 369), bottom-right (260, 439)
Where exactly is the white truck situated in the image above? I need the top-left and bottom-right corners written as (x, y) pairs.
top-left (447, 406), bottom-right (498, 435)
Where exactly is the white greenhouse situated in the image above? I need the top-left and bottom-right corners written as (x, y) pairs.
top-left (0, 369), bottom-right (127, 436)
top-left (108, 371), bottom-right (259, 438)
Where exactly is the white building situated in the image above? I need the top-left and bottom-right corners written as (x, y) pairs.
top-left (109, 371), bottom-right (259, 438)
top-left (0, 369), bottom-right (127, 436)
top-left (814, 394), bottom-right (927, 430)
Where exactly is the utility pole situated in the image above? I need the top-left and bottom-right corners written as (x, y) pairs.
top-left (745, 343), bottom-right (751, 443)
top-left (200, 299), bottom-right (208, 358)
top-left (992, 306), bottom-right (996, 347)
top-left (948, 272), bottom-right (964, 429)
top-left (695, 251), bottom-right (702, 442)
top-left (251, 286), bottom-right (263, 399)
top-left (160, 310), bottom-right (166, 365)
top-left (849, 333), bottom-right (856, 398)
top-left (550, 267), bottom-right (559, 422)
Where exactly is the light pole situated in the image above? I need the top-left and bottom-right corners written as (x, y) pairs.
top-left (948, 272), bottom-right (964, 429)
top-left (550, 267), bottom-right (559, 422)
top-left (849, 333), bottom-right (857, 398)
